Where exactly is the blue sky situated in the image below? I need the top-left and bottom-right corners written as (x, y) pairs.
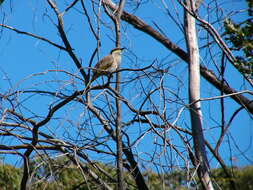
top-left (0, 0), bottom-right (252, 171)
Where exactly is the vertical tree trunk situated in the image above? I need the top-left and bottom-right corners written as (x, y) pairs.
top-left (115, 52), bottom-right (125, 190)
top-left (114, 1), bottom-right (126, 189)
top-left (184, 1), bottom-right (214, 189)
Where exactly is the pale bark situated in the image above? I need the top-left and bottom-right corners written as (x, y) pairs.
top-left (184, 0), bottom-right (214, 189)
top-left (114, 1), bottom-right (126, 189)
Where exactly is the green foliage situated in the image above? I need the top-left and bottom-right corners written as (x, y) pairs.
top-left (1, 159), bottom-right (253, 190)
top-left (30, 166), bottom-right (89, 190)
top-left (0, 164), bottom-right (22, 190)
top-left (211, 166), bottom-right (253, 190)
top-left (224, 0), bottom-right (253, 78)
top-left (28, 157), bottom-right (90, 190)
top-left (144, 170), bottom-right (190, 190)
top-left (233, 166), bottom-right (253, 190)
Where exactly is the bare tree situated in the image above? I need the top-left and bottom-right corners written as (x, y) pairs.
top-left (0, 0), bottom-right (252, 189)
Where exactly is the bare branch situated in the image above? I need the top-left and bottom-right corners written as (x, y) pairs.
top-left (47, 0), bottom-right (87, 81)
top-left (102, 0), bottom-right (253, 114)
top-left (0, 24), bottom-right (66, 50)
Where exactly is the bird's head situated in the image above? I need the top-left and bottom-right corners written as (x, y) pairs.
top-left (110, 47), bottom-right (125, 55)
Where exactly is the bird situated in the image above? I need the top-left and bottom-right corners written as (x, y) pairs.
top-left (90, 47), bottom-right (125, 84)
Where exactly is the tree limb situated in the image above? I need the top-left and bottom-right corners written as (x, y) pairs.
top-left (103, 0), bottom-right (253, 115)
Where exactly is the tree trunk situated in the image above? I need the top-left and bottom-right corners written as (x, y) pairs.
top-left (184, 0), bottom-right (214, 189)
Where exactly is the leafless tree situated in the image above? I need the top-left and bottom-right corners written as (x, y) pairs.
top-left (0, 0), bottom-right (252, 190)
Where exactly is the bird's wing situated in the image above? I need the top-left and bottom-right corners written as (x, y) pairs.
top-left (90, 55), bottom-right (114, 82)
top-left (95, 55), bottom-right (114, 71)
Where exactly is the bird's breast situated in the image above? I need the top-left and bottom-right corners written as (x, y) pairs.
top-left (109, 56), bottom-right (121, 72)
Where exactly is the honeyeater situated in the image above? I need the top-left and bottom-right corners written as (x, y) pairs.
top-left (90, 47), bottom-right (125, 83)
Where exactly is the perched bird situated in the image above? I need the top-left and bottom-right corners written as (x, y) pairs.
top-left (90, 47), bottom-right (125, 84)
